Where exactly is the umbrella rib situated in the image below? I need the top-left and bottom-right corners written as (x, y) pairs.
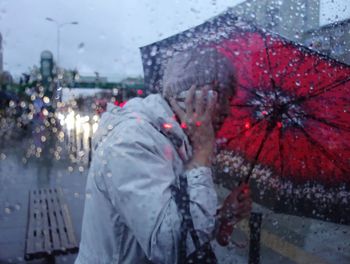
top-left (262, 35), bottom-right (295, 120)
top-left (284, 111), bottom-right (349, 177)
top-left (281, 47), bottom-right (302, 85)
top-left (238, 84), bottom-right (266, 99)
top-left (244, 126), bottom-right (273, 183)
top-left (226, 107), bottom-right (278, 146)
top-left (230, 103), bottom-right (255, 107)
top-left (263, 36), bottom-right (278, 92)
top-left (297, 125), bottom-right (350, 175)
top-left (239, 84), bottom-right (261, 97)
top-left (312, 76), bottom-right (350, 97)
top-left (292, 76), bottom-right (350, 104)
top-left (226, 116), bottom-right (269, 146)
top-left (238, 83), bottom-right (254, 93)
top-left (305, 114), bottom-right (350, 132)
top-left (278, 127), bottom-right (285, 178)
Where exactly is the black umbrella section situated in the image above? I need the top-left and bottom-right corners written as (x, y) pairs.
top-left (140, 8), bottom-right (350, 225)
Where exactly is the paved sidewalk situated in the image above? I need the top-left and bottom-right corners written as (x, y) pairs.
top-left (0, 136), bottom-right (87, 264)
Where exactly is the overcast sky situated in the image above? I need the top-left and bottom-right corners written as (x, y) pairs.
top-left (0, 0), bottom-right (349, 81)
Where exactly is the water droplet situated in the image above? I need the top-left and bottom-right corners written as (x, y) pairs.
top-left (150, 46), bottom-right (158, 57)
top-left (86, 191), bottom-right (92, 199)
top-left (78, 42), bottom-right (85, 53)
top-left (190, 8), bottom-right (200, 14)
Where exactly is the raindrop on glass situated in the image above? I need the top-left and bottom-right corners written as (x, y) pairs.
top-left (78, 42), bottom-right (85, 53)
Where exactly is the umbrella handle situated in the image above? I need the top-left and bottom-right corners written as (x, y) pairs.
top-left (216, 184), bottom-right (250, 246)
top-left (237, 181), bottom-right (250, 200)
top-left (216, 219), bottom-right (234, 246)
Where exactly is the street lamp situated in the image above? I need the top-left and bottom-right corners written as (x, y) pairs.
top-left (45, 17), bottom-right (78, 67)
top-left (45, 17), bottom-right (78, 101)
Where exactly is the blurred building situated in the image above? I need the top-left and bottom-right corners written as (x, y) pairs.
top-left (0, 71), bottom-right (13, 91)
top-left (0, 32), bottom-right (3, 74)
top-left (0, 33), bottom-right (14, 91)
top-left (40, 50), bottom-right (54, 82)
top-left (120, 77), bottom-right (144, 100)
top-left (78, 75), bottom-right (108, 84)
top-left (302, 19), bottom-right (350, 64)
top-left (230, 0), bottom-right (320, 41)
top-left (230, 0), bottom-right (350, 64)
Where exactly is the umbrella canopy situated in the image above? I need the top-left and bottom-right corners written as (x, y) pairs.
top-left (140, 9), bottom-right (350, 225)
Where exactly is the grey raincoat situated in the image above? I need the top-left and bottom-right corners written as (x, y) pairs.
top-left (75, 94), bottom-right (218, 264)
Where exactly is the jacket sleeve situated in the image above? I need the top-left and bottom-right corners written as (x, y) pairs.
top-left (101, 121), bottom-right (218, 263)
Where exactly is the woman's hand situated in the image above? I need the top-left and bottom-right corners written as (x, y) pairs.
top-left (216, 184), bottom-right (252, 246)
top-left (170, 85), bottom-right (218, 168)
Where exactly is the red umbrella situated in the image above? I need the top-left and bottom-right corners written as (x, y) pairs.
top-left (140, 10), bottom-right (350, 224)
top-left (217, 30), bottom-right (350, 186)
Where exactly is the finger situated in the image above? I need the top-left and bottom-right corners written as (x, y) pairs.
top-left (238, 199), bottom-right (252, 208)
top-left (204, 89), bottom-right (218, 118)
top-left (185, 85), bottom-right (196, 114)
top-left (239, 203), bottom-right (251, 211)
top-left (199, 86), bottom-right (210, 115)
top-left (236, 201), bottom-right (252, 212)
top-left (234, 203), bottom-right (249, 212)
top-left (238, 184), bottom-right (251, 200)
top-left (239, 191), bottom-right (251, 201)
top-left (195, 89), bottom-right (208, 117)
top-left (241, 205), bottom-right (252, 216)
top-left (239, 199), bottom-right (252, 208)
top-left (241, 203), bottom-right (252, 212)
top-left (236, 208), bottom-right (251, 218)
top-left (169, 98), bottom-right (185, 121)
top-left (229, 185), bottom-right (242, 197)
top-left (240, 183), bottom-right (250, 193)
top-left (195, 90), bottom-right (204, 117)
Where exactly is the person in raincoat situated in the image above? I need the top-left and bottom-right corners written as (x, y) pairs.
top-left (75, 47), bottom-right (252, 264)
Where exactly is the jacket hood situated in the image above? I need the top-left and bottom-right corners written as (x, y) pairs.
top-left (93, 94), bottom-right (191, 157)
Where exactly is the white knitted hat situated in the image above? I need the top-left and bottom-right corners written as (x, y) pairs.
top-left (162, 47), bottom-right (236, 98)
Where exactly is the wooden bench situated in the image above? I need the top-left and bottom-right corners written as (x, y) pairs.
top-left (24, 188), bottom-right (79, 263)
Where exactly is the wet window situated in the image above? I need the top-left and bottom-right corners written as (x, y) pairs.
top-left (0, 0), bottom-right (349, 263)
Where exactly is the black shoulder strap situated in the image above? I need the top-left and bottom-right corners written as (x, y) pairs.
top-left (171, 175), bottom-right (202, 263)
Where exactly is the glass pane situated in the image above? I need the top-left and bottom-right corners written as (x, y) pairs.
top-left (0, 0), bottom-right (349, 263)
